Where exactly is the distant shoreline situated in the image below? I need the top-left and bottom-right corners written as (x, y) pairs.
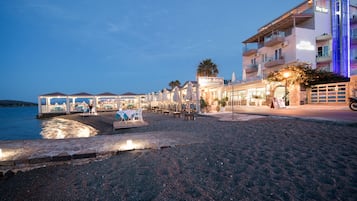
top-left (0, 100), bottom-right (37, 107)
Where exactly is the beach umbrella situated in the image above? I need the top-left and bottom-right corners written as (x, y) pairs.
top-left (162, 88), bottom-right (169, 102)
top-left (158, 91), bottom-right (163, 101)
top-left (151, 92), bottom-right (155, 101)
top-left (257, 64), bottom-right (262, 78)
top-left (186, 81), bottom-right (193, 101)
top-left (242, 69), bottom-right (247, 81)
top-left (185, 82), bottom-right (194, 112)
top-left (173, 86), bottom-right (180, 111)
top-left (231, 72), bottom-right (236, 83)
top-left (173, 87), bottom-right (180, 102)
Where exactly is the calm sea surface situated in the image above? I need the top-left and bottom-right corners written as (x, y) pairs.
top-left (0, 107), bottom-right (97, 140)
top-left (0, 107), bottom-right (42, 140)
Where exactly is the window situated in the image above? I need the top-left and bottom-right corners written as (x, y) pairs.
top-left (261, 53), bottom-right (268, 62)
top-left (323, 46), bottom-right (329, 56)
top-left (318, 47), bottom-right (323, 57)
top-left (251, 58), bottom-right (256, 64)
top-left (318, 46), bottom-right (329, 57)
top-left (275, 48), bottom-right (282, 60)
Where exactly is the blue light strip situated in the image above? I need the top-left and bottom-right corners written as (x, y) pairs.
top-left (341, 0), bottom-right (350, 77)
top-left (331, 0), bottom-right (341, 74)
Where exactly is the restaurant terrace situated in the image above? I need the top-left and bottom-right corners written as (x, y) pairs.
top-left (37, 92), bottom-right (146, 118)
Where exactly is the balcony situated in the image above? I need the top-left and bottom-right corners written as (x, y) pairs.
top-left (264, 56), bottom-right (285, 68)
top-left (242, 48), bottom-right (257, 56)
top-left (316, 34), bottom-right (332, 42)
top-left (264, 32), bottom-right (285, 47)
top-left (316, 55), bottom-right (331, 63)
top-left (245, 64), bottom-right (258, 73)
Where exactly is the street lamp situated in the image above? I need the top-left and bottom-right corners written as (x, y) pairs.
top-left (283, 71), bottom-right (290, 106)
top-left (231, 72), bottom-right (236, 120)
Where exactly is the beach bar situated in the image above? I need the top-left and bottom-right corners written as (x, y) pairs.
top-left (37, 92), bottom-right (146, 118)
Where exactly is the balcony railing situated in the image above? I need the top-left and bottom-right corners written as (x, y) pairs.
top-left (316, 34), bottom-right (332, 41)
top-left (264, 32), bottom-right (285, 47)
top-left (316, 55), bottom-right (331, 63)
top-left (242, 48), bottom-right (257, 56)
top-left (264, 56), bottom-right (285, 68)
top-left (245, 64), bottom-right (258, 73)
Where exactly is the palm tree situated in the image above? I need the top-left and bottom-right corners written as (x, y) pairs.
top-left (169, 80), bottom-right (181, 89)
top-left (196, 58), bottom-right (219, 77)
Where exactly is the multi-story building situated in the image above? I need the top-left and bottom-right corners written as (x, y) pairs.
top-left (233, 0), bottom-right (357, 107)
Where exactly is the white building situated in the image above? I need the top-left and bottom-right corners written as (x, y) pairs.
top-left (234, 0), bottom-right (357, 106)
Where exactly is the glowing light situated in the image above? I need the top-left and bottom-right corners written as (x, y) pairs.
top-left (118, 139), bottom-right (136, 150)
top-left (316, 6), bottom-right (328, 13)
top-left (296, 41), bottom-right (315, 51)
top-left (0, 148), bottom-right (23, 161)
top-left (126, 140), bottom-right (134, 150)
top-left (41, 117), bottom-right (97, 139)
top-left (283, 72), bottom-right (291, 78)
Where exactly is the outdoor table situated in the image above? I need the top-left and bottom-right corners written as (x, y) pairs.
top-left (173, 112), bottom-right (181, 118)
top-left (184, 113), bottom-right (195, 120)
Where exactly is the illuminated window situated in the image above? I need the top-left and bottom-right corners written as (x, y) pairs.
top-left (318, 46), bottom-right (329, 57)
top-left (275, 48), bottom-right (282, 60)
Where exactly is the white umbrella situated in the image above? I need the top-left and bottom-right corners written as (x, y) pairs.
top-left (173, 86), bottom-right (180, 111)
top-left (162, 88), bottom-right (168, 101)
top-left (173, 87), bottom-right (179, 101)
top-left (185, 82), bottom-right (194, 113)
top-left (242, 69), bottom-right (247, 81)
top-left (186, 82), bottom-right (193, 101)
top-left (231, 72), bottom-right (236, 83)
top-left (257, 64), bottom-right (262, 78)
top-left (158, 91), bottom-right (163, 102)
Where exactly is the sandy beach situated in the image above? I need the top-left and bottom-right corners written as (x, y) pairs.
top-left (0, 111), bottom-right (357, 201)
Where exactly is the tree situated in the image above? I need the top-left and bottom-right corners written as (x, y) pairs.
top-left (267, 63), bottom-right (349, 87)
top-left (196, 58), bottom-right (219, 77)
top-left (169, 80), bottom-right (181, 89)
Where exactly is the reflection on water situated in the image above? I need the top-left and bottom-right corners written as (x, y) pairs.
top-left (41, 117), bottom-right (98, 139)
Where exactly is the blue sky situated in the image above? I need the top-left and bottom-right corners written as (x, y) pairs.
top-left (0, 0), bottom-right (303, 102)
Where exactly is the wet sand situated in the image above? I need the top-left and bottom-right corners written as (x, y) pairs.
top-left (0, 111), bottom-right (357, 200)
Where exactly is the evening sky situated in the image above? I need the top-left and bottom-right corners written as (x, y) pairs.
top-left (0, 0), bottom-right (303, 102)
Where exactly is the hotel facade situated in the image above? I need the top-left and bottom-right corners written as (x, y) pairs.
top-left (38, 0), bottom-right (357, 115)
top-left (213, 0), bottom-right (357, 109)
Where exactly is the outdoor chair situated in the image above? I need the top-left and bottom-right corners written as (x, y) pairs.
top-left (132, 108), bottom-right (143, 121)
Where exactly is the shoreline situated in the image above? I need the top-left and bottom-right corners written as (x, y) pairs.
top-left (0, 111), bottom-right (356, 200)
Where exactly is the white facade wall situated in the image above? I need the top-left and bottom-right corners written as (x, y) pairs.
top-left (295, 27), bottom-right (317, 68)
top-left (314, 8), bottom-right (331, 34)
top-left (282, 30), bottom-right (297, 64)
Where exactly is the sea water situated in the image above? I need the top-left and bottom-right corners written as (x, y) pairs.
top-left (0, 107), bottom-right (98, 140)
top-left (0, 107), bottom-right (42, 140)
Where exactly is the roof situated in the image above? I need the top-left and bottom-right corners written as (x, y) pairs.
top-left (40, 92), bottom-right (67, 97)
top-left (243, 1), bottom-right (313, 43)
top-left (181, 81), bottom-right (198, 87)
top-left (120, 92), bottom-right (138, 96)
top-left (70, 92), bottom-right (93, 97)
top-left (96, 92), bottom-right (118, 96)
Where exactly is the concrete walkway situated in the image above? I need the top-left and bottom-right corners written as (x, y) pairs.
top-left (211, 104), bottom-right (357, 124)
top-left (1, 104), bottom-right (355, 174)
top-left (0, 130), bottom-right (204, 174)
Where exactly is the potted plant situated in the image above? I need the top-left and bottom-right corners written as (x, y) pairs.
top-left (200, 97), bottom-right (207, 113)
top-left (216, 97), bottom-right (228, 112)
